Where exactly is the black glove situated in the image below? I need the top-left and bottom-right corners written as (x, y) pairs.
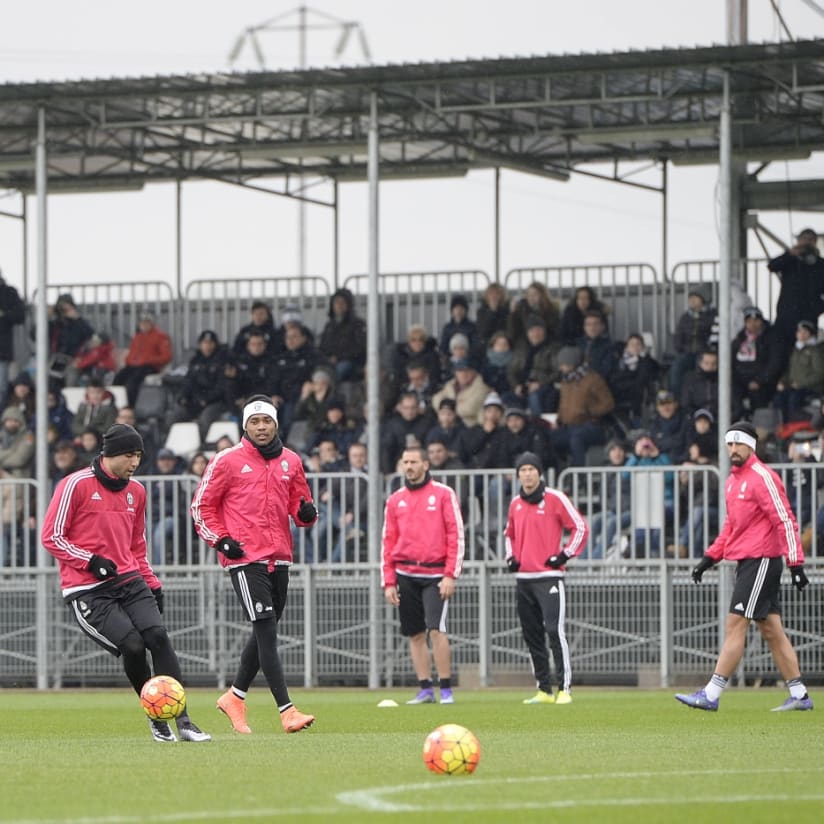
top-left (506, 557), bottom-right (520, 573)
top-left (216, 536), bottom-right (244, 559)
top-left (297, 496), bottom-right (318, 524)
top-left (545, 552), bottom-right (568, 569)
top-left (152, 588), bottom-right (164, 614)
top-left (790, 565), bottom-right (809, 592)
top-left (691, 555), bottom-right (715, 584)
top-left (87, 554), bottom-right (117, 580)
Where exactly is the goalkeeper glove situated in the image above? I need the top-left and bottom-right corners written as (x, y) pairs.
top-left (297, 496), bottom-right (318, 524)
top-left (87, 555), bottom-right (117, 580)
top-left (216, 536), bottom-right (244, 559)
top-left (691, 555), bottom-right (715, 584)
top-left (152, 588), bottom-right (164, 614)
top-left (506, 557), bottom-right (520, 573)
top-left (790, 565), bottom-right (809, 592)
top-left (545, 552), bottom-right (568, 569)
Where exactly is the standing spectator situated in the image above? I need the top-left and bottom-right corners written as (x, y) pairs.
top-left (504, 451), bottom-right (588, 704)
top-left (41, 423), bottom-right (210, 742)
top-left (318, 287), bottom-right (366, 382)
top-left (549, 346), bottom-right (615, 467)
top-left (609, 333), bottom-right (659, 429)
top-left (70, 379), bottom-right (118, 439)
top-left (431, 359), bottom-right (492, 428)
top-left (46, 293), bottom-right (95, 387)
top-left (731, 307), bottom-right (783, 418)
top-left (0, 270), bottom-right (25, 408)
top-left (382, 445), bottom-right (464, 705)
top-left (773, 320), bottom-right (824, 423)
top-left (507, 316), bottom-right (559, 416)
top-left (768, 228), bottom-right (824, 370)
top-left (271, 321), bottom-right (322, 438)
top-left (576, 311), bottom-right (618, 381)
top-left (380, 391), bottom-right (433, 474)
top-left (233, 301), bottom-right (278, 356)
top-left (669, 289), bottom-right (716, 396)
top-left (680, 349), bottom-right (719, 420)
top-left (114, 314), bottom-right (173, 406)
top-left (475, 282), bottom-right (510, 348)
top-left (438, 294), bottom-right (477, 359)
top-left (389, 325), bottom-right (442, 398)
top-left (559, 286), bottom-right (609, 345)
top-left (676, 421), bottom-right (812, 713)
top-left (148, 448), bottom-right (187, 566)
top-left (508, 281), bottom-right (561, 346)
top-left (171, 330), bottom-right (231, 442)
top-left (191, 395), bottom-right (318, 734)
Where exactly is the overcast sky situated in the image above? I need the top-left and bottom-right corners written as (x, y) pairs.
top-left (0, 0), bottom-right (822, 299)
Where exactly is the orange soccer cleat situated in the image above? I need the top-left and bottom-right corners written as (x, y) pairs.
top-left (216, 689), bottom-right (252, 734)
top-left (280, 705), bottom-right (315, 733)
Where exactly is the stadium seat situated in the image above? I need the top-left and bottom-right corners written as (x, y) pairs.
top-left (108, 384), bottom-right (128, 409)
top-left (134, 383), bottom-right (170, 423)
top-left (203, 420), bottom-right (240, 448)
top-left (61, 387), bottom-right (86, 414)
top-left (163, 422), bottom-right (201, 460)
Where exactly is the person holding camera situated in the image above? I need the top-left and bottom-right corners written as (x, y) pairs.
top-left (191, 394), bottom-right (318, 735)
top-left (768, 228), bottom-right (824, 371)
top-left (676, 421), bottom-right (813, 713)
top-left (504, 451), bottom-right (588, 705)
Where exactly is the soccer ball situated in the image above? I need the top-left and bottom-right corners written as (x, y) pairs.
top-left (140, 675), bottom-right (186, 720)
top-left (422, 723), bottom-right (481, 775)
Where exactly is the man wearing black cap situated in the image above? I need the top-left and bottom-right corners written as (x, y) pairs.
top-left (504, 451), bottom-right (588, 704)
top-left (438, 294), bottom-right (477, 358)
top-left (676, 422), bottom-right (813, 712)
top-left (42, 423), bottom-right (210, 743)
top-left (191, 394), bottom-right (317, 734)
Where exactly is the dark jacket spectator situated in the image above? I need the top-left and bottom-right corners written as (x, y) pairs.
top-left (643, 389), bottom-right (689, 463)
top-left (425, 398), bottom-right (470, 464)
top-left (175, 330), bottom-right (232, 422)
top-left (680, 349), bottom-right (719, 419)
top-left (480, 331), bottom-right (515, 399)
top-left (731, 307), bottom-right (783, 415)
top-left (0, 273), bottom-right (25, 407)
top-left (70, 380), bottom-right (118, 438)
top-left (475, 282), bottom-right (510, 348)
top-left (389, 325), bottom-right (442, 396)
top-left (576, 311), bottom-right (618, 380)
top-left (609, 333), bottom-right (660, 427)
top-left (492, 408), bottom-right (556, 472)
top-left (560, 286), bottom-right (609, 345)
top-left (464, 393), bottom-right (507, 468)
top-left (45, 388), bottom-right (74, 442)
top-left (272, 322), bottom-right (323, 408)
top-left (438, 294), bottom-right (478, 358)
top-left (380, 391), bottom-right (432, 473)
top-left (508, 281), bottom-right (561, 345)
top-left (232, 301), bottom-right (278, 356)
top-left (226, 331), bottom-right (280, 408)
top-left (318, 287), bottom-right (367, 382)
top-left (48, 293), bottom-right (94, 358)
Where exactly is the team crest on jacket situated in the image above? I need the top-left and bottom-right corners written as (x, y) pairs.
top-left (737, 481), bottom-right (747, 499)
top-left (281, 459), bottom-right (289, 472)
top-left (127, 492), bottom-right (134, 506)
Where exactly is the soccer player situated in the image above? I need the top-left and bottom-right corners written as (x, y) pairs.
top-left (381, 445), bottom-right (464, 705)
top-left (675, 421), bottom-right (813, 712)
top-left (191, 394), bottom-right (317, 734)
top-left (41, 423), bottom-right (210, 743)
top-left (504, 451), bottom-right (588, 704)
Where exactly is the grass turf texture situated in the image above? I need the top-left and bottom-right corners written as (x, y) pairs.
top-left (0, 688), bottom-right (822, 824)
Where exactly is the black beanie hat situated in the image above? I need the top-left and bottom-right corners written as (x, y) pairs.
top-left (102, 423), bottom-right (144, 457)
top-left (515, 451), bottom-right (543, 473)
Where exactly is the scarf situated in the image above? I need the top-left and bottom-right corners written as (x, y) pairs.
top-left (91, 455), bottom-right (129, 492)
top-left (243, 432), bottom-right (284, 460)
top-left (405, 470), bottom-right (431, 491)
top-left (519, 480), bottom-right (545, 504)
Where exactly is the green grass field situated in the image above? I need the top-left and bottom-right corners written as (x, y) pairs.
top-left (1, 687), bottom-right (822, 823)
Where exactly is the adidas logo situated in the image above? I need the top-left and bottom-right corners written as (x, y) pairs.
top-left (549, 585), bottom-right (559, 594)
top-left (398, 500), bottom-right (407, 507)
top-left (91, 492), bottom-right (102, 501)
top-left (241, 464), bottom-right (253, 474)
top-left (734, 602), bottom-right (745, 611)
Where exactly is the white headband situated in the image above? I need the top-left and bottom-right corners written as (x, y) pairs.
top-left (725, 429), bottom-right (756, 451)
top-left (243, 400), bottom-right (278, 429)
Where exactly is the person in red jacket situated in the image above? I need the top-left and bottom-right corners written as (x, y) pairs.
top-left (504, 451), bottom-right (588, 705)
top-left (676, 421), bottom-right (813, 712)
top-left (113, 314), bottom-right (173, 406)
top-left (41, 423), bottom-right (210, 743)
top-left (191, 394), bottom-right (318, 734)
top-left (382, 445), bottom-right (464, 705)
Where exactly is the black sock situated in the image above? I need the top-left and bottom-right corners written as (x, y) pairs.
top-left (419, 679), bottom-right (433, 690)
top-left (439, 678), bottom-right (452, 690)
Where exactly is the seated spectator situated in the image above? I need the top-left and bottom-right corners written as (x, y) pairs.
top-left (644, 389), bottom-right (689, 463)
top-left (0, 406), bottom-right (34, 479)
top-left (187, 451), bottom-right (209, 478)
top-left (232, 300), bottom-right (278, 356)
top-left (307, 398), bottom-right (358, 456)
top-left (439, 294), bottom-right (477, 359)
top-left (684, 408), bottom-right (718, 463)
top-left (272, 321), bottom-right (323, 438)
top-left (773, 320), bottom-right (824, 423)
top-left (4, 373), bottom-right (36, 422)
top-left (74, 332), bottom-right (116, 385)
top-left (114, 313), bottom-right (173, 406)
top-left (480, 331), bottom-right (516, 402)
top-left (475, 282), bottom-right (510, 348)
top-left (70, 379), bottom-right (117, 439)
top-left (494, 407), bottom-right (556, 473)
top-left (427, 437), bottom-right (470, 522)
top-left (560, 286), bottom-right (609, 345)
top-left (400, 358), bottom-right (438, 415)
top-left (549, 346), bottom-right (615, 467)
top-left (587, 438), bottom-right (631, 559)
top-left (75, 427), bottom-right (103, 465)
top-left (576, 310), bottom-right (618, 380)
top-left (274, 302), bottom-right (315, 351)
top-left (294, 366), bottom-right (337, 433)
top-left (389, 324), bottom-right (442, 398)
top-left (50, 439), bottom-right (82, 491)
top-left (731, 306), bottom-right (782, 418)
top-left (115, 405), bottom-right (154, 473)
top-left (148, 447), bottom-right (188, 565)
top-left (609, 333), bottom-right (660, 429)
top-left (45, 293), bottom-right (94, 387)
top-left (380, 390), bottom-right (433, 474)
top-left (508, 281), bottom-right (561, 346)
top-left (464, 392), bottom-right (506, 469)
top-left (431, 358), bottom-right (492, 428)
top-left (226, 330), bottom-right (280, 412)
top-left (442, 333), bottom-right (472, 380)
top-left (425, 398), bottom-right (469, 464)
top-left (214, 435), bottom-right (235, 453)
top-left (318, 287), bottom-right (366, 382)
top-left (669, 288), bottom-right (716, 396)
top-left (169, 329), bottom-right (232, 441)
top-left (44, 387), bottom-right (73, 441)
top-left (506, 316), bottom-right (559, 416)
top-left (680, 349), bottom-right (719, 419)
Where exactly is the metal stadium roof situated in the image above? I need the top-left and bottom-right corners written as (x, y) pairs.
top-left (0, 39), bottom-right (823, 196)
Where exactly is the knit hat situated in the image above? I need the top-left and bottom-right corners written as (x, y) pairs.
top-left (198, 329), bottom-right (219, 344)
top-left (526, 314), bottom-right (546, 331)
top-left (557, 346), bottom-right (582, 368)
top-left (798, 319), bottom-right (816, 334)
top-left (515, 451), bottom-right (543, 473)
top-left (449, 333), bottom-right (470, 353)
top-left (101, 423), bottom-right (144, 456)
top-left (450, 294), bottom-right (469, 311)
top-left (1, 407), bottom-right (26, 425)
top-left (483, 391), bottom-right (504, 409)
